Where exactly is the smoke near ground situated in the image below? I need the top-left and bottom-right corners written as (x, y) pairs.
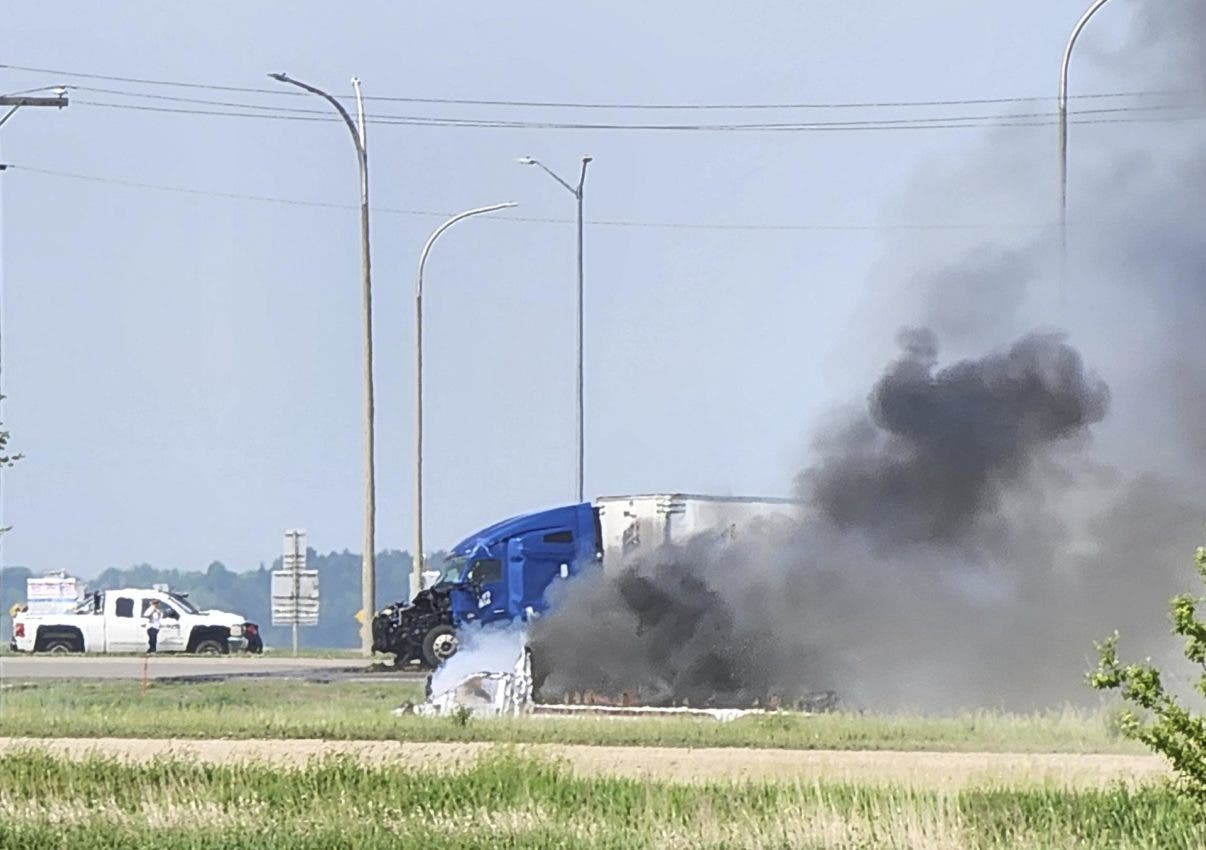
top-left (529, 1), bottom-right (1206, 711)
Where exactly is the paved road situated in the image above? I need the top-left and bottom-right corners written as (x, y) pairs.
top-left (0, 655), bottom-right (427, 682)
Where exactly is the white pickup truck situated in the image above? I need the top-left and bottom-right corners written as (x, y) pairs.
top-left (10, 587), bottom-right (259, 655)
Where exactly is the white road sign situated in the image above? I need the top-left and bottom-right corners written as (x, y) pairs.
top-left (272, 529), bottom-right (320, 629)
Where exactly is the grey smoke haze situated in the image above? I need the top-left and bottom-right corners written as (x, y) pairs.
top-left (531, 0), bottom-right (1206, 710)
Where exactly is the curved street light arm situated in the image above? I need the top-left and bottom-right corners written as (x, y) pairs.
top-left (1058, 0), bottom-right (1113, 310)
top-left (416, 203), bottom-right (519, 296)
top-left (268, 73), bottom-right (365, 168)
top-left (1060, 0), bottom-right (1113, 112)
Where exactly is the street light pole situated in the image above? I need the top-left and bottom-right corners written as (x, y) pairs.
top-left (269, 72), bottom-right (377, 656)
top-left (518, 156), bottom-right (592, 503)
top-left (1059, 0), bottom-right (1113, 302)
top-left (413, 202), bottom-right (517, 601)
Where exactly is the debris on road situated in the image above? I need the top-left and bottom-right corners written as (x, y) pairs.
top-left (397, 645), bottom-right (533, 718)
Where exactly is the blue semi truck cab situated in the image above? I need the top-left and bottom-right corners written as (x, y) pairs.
top-left (371, 502), bottom-right (601, 667)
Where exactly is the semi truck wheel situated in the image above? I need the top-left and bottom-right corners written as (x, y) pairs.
top-left (421, 625), bottom-right (458, 668)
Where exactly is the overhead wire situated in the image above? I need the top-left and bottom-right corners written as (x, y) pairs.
top-left (66, 95), bottom-right (1206, 133)
top-left (1, 61), bottom-right (1199, 111)
top-left (6, 63), bottom-right (1205, 134)
top-left (0, 64), bottom-right (1195, 227)
top-left (71, 84), bottom-right (1206, 124)
top-left (2, 164), bottom-right (1049, 232)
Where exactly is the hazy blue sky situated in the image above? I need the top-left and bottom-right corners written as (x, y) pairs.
top-left (0, 1), bottom-right (1139, 582)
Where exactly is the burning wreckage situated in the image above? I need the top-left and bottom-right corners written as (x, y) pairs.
top-left (375, 494), bottom-right (841, 714)
top-left (374, 494), bottom-right (799, 666)
top-left (385, 329), bottom-right (1124, 714)
top-left (401, 645), bottom-right (535, 718)
top-left (398, 641), bottom-right (821, 720)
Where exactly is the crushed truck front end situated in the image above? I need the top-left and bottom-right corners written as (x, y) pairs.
top-left (372, 582), bottom-right (458, 667)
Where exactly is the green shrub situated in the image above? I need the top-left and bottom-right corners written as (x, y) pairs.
top-left (1091, 546), bottom-right (1206, 802)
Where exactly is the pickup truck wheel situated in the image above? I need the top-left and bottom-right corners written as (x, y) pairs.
top-left (421, 625), bottom-right (458, 668)
top-left (44, 638), bottom-right (78, 654)
top-left (193, 639), bottom-right (226, 655)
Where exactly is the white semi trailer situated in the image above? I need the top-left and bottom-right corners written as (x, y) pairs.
top-left (594, 493), bottom-right (802, 565)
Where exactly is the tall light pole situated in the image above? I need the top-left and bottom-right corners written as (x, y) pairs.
top-left (1059, 0), bottom-right (1113, 299)
top-left (413, 202), bottom-right (517, 601)
top-left (269, 72), bottom-right (377, 655)
top-left (517, 155), bottom-right (592, 503)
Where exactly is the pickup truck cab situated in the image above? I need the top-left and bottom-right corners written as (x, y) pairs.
top-left (11, 587), bottom-right (254, 654)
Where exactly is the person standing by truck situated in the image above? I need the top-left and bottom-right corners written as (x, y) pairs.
top-left (145, 600), bottom-right (162, 653)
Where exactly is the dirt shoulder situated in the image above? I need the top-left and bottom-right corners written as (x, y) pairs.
top-left (0, 737), bottom-right (1169, 789)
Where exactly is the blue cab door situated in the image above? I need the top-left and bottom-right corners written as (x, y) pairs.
top-left (507, 530), bottom-right (579, 618)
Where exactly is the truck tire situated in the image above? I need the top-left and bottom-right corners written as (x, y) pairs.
top-left (43, 637), bottom-right (79, 654)
top-left (421, 625), bottom-right (458, 668)
top-left (193, 638), bottom-right (226, 655)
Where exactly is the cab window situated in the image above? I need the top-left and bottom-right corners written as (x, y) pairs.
top-left (115, 597), bottom-right (135, 618)
top-left (468, 558), bottom-right (502, 584)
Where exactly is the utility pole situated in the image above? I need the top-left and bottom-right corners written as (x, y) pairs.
top-left (268, 73), bottom-right (377, 656)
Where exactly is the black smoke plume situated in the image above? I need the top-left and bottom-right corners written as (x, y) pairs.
top-left (531, 332), bottom-right (1117, 708)
top-left (532, 0), bottom-right (1206, 710)
top-left (805, 328), bottom-right (1108, 547)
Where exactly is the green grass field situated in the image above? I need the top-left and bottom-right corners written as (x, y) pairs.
top-left (0, 749), bottom-right (1195, 850)
top-left (0, 679), bottom-right (1143, 753)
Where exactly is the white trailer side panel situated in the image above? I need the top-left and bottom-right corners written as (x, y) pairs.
top-left (594, 493), bottom-right (801, 567)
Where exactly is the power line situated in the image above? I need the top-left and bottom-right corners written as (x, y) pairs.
top-left (4, 164), bottom-right (1048, 232)
top-left (69, 96), bottom-right (1206, 133)
top-left (74, 84), bottom-right (1206, 126)
top-left (1, 61), bottom-right (1197, 111)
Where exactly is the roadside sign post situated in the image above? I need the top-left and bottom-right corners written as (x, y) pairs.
top-left (272, 530), bottom-right (319, 656)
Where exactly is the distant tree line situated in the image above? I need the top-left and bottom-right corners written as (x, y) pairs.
top-left (2, 550), bottom-right (439, 650)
